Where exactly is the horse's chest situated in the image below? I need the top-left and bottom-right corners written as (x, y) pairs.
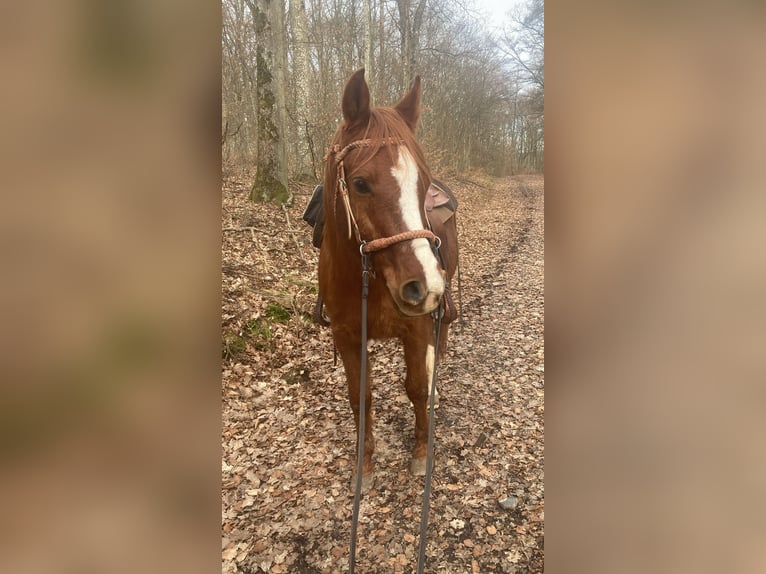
top-left (327, 284), bottom-right (405, 340)
top-left (365, 285), bottom-right (410, 339)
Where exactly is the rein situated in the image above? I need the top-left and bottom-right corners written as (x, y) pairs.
top-left (416, 306), bottom-right (442, 574)
top-left (349, 250), bottom-right (443, 574)
top-left (334, 139), bottom-right (444, 574)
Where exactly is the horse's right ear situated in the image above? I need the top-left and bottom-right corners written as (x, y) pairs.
top-left (394, 75), bottom-right (422, 131)
top-left (342, 68), bottom-right (370, 129)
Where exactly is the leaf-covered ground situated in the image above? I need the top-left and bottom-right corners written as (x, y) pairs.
top-left (222, 172), bottom-right (544, 573)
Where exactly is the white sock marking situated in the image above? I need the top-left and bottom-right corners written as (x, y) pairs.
top-left (390, 148), bottom-right (444, 297)
top-left (426, 343), bottom-right (439, 407)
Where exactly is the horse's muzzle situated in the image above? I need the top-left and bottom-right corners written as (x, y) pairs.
top-left (383, 238), bottom-right (445, 316)
top-left (400, 279), bottom-right (426, 306)
top-left (395, 278), bottom-right (443, 316)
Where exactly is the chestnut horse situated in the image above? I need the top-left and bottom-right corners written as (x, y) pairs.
top-left (319, 69), bottom-right (459, 491)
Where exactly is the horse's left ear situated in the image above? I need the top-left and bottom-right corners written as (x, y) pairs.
top-left (394, 76), bottom-right (422, 131)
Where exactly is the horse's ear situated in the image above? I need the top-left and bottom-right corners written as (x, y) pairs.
top-left (342, 68), bottom-right (370, 129)
top-left (394, 75), bottom-right (422, 131)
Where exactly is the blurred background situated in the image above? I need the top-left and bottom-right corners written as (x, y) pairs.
top-left (0, 1), bottom-right (221, 573)
top-left (547, 1), bottom-right (766, 572)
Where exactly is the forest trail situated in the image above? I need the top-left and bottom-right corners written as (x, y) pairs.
top-left (222, 173), bottom-right (544, 573)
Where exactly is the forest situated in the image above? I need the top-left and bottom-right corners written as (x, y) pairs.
top-left (222, 0), bottom-right (544, 200)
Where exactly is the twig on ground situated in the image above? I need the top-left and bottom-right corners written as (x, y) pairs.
top-left (224, 226), bottom-right (282, 237)
top-left (281, 204), bottom-right (308, 264)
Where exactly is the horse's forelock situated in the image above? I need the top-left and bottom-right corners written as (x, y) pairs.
top-left (329, 107), bottom-right (431, 186)
top-left (322, 105), bottom-right (432, 243)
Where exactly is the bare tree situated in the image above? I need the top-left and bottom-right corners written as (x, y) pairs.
top-left (222, 0), bottom-right (258, 166)
top-left (499, 0), bottom-right (544, 172)
top-left (396, 0), bottom-right (428, 91)
top-left (362, 0), bottom-right (374, 99)
top-left (501, 0), bottom-right (544, 91)
top-left (289, 0), bottom-right (315, 178)
top-left (246, 0), bottom-right (289, 203)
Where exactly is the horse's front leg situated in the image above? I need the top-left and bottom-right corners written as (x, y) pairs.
top-left (334, 332), bottom-right (375, 492)
top-left (403, 319), bottom-right (438, 476)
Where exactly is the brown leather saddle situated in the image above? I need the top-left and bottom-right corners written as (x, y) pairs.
top-left (425, 179), bottom-right (459, 324)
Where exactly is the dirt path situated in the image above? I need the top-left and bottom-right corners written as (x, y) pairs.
top-left (222, 174), bottom-right (544, 573)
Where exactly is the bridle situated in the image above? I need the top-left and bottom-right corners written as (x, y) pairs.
top-left (326, 137), bottom-right (444, 574)
top-left (325, 137), bottom-right (441, 255)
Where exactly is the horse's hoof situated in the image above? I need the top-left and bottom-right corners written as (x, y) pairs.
top-left (410, 457), bottom-right (428, 476)
top-left (351, 473), bottom-right (375, 494)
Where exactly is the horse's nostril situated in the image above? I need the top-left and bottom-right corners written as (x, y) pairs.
top-left (401, 280), bottom-right (425, 305)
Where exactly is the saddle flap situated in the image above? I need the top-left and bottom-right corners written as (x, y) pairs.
top-left (425, 183), bottom-right (451, 211)
top-left (303, 185), bottom-right (324, 227)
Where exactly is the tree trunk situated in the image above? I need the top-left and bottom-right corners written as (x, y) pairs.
top-left (396, 0), bottom-right (427, 90)
top-left (377, 0), bottom-right (385, 102)
top-left (247, 0), bottom-right (289, 203)
top-left (289, 0), bottom-right (315, 178)
top-left (271, 0), bottom-right (289, 192)
top-left (363, 0), bottom-right (374, 101)
top-left (397, 0), bottom-right (411, 91)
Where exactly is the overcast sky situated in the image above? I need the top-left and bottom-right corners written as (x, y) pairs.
top-left (473, 0), bottom-right (526, 29)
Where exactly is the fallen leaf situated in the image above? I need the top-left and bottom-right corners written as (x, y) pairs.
top-left (221, 548), bottom-right (237, 561)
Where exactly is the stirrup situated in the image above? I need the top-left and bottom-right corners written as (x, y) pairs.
top-left (312, 295), bottom-right (330, 326)
top-left (441, 288), bottom-right (458, 324)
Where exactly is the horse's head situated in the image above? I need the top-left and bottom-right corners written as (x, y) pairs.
top-left (324, 69), bottom-right (445, 316)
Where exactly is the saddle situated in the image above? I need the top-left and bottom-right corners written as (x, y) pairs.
top-left (425, 179), bottom-right (458, 225)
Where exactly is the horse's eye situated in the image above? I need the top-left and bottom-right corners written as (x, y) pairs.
top-left (352, 177), bottom-right (371, 194)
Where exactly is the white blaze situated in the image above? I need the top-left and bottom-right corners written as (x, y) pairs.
top-left (390, 147), bottom-right (444, 299)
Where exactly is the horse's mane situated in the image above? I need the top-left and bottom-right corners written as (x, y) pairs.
top-left (325, 107), bottom-right (432, 192)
